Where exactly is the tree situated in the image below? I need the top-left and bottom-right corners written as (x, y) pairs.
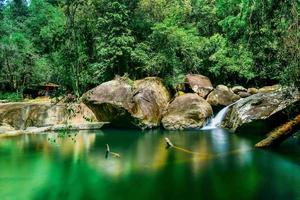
top-left (10, 0), bottom-right (29, 22)
top-left (93, 0), bottom-right (135, 81)
top-left (0, 0), bottom-right (298, 94)
top-left (0, 0), bottom-right (5, 13)
top-left (0, 32), bottom-right (36, 90)
top-left (26, 0), bottom-right (65, 53)
top-left (0, 0), bottom-right (33, 91)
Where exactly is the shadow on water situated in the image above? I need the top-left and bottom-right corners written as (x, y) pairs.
top-left (230, 126), bottom-right (300, 165)
top-left (0, 128), bottom-right (300, 200)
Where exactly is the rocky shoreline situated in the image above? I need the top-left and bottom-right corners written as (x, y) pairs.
top-left (82, 74), bottom-right (300, 132)
top-left (1, 74), bottom-right (299, 138)
top-left (0, 101), bottom-right (98, 135)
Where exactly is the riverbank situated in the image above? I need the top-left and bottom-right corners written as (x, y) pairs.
top-left (81, 75), bottom-right (299, 135)
top-left (1, 74), bottom-right (299, 147)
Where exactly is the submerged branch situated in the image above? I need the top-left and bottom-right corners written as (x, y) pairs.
top-left (105, 144), bottom-right (121, 158)
top-left (164, 137), bottom-right (252, 158)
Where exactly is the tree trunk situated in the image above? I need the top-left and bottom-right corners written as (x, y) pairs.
top-left (255, 114), bottom-right (300, 148)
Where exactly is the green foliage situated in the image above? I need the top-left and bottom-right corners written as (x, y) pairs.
top-left (0, 31), bottom-right (36, 90)
top-left (0, 0), bottom-right (299, 94)
top-left (10, 0), bottom-right (29, 22)
top-left (27, 0), bottom-right (65, 52)
top-left (0, 92), bottom-right (22, 101)
top-left (94, 0), bottom-right (135, 81)
top-left (134, 21), bottom-right (202, 86)
top-left (201, 34), bottom-right (255, 83)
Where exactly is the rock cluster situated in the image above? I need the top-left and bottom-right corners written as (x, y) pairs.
top-left (1, 73), bottom-right (295, 132)
top-left (206, 85), bottom-right (240, 106)
top-left (82, 74), bottom-right (296, 131)
top-left (83, 75), bottom-right (215, 130)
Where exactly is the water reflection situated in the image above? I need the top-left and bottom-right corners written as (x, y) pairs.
top-left (0, 129), bottom-right (300, 200)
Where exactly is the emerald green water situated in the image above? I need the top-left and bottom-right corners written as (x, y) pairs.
top-left (0, 128), bottom-right (300, 200)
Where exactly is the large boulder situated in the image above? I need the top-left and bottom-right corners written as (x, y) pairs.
top-left (82, 77), bottom-right (170, 129)
top-left (185, 74), bottom-right (213, 98)
top-left (82, 77), bottom-right (134, 126)
top-left (162, 93), bottom-right (213, 130)
top-left (0, 102), bottom-right (96, 130)
top-left (132, 77), bottom-right (171, 128)
top-left (222, 88), bottom-right (300, 134)
top-left (206, 85), bottom-right (240, 107)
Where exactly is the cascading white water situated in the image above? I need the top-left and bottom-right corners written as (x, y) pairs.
top-left (202, 106), bottom-right (231, 129)
top-left (202, 99), bottom-right (241, 130)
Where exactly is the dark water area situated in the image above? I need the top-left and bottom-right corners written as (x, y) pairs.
top-left (0, 128), bottom-right (299, 200)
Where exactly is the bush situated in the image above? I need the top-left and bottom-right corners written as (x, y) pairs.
top-left (0, 92), bottom-right (23, 102)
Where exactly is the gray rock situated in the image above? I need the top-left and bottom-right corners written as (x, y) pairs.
top-left (82, 77), bottom-right (134, 126)
top-left (247, 88), bottom-right (259, 95)
top-left (162, 93), bottom-right (213, 130)
top-left (206, 85), bottom-right (240, 106)
top-left (237, 91), bottom-right (251, 98)
top-left (258, 84), bottom-right (282, 93)
top-left (222, 88), bottom-right (300, 134)
top-left (185, 74), bottom-right (213, 98)
top-left (0, 123), bottom-right (15, 133)
top-left (82, 77), bottom-right (170, 129)
top-left (0, 102), bottom-right (96, 130)
top-left (50, 122), bottom-right (109, 131)
top-left (232, 86), bottom-right (247, 94)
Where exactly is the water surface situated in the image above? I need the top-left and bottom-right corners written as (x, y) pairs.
top-left (0, 128), bottom-right (299, 200)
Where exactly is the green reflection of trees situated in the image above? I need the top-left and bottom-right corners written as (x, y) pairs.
top-left (0, 129), bottom-right (300, 200)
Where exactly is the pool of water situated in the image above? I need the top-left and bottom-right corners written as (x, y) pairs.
top-left (0, 128), bottom-right (299, 200)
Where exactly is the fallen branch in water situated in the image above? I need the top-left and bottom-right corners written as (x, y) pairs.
top-left (164, 137), bottom-right (174, 149)
top-left (164, 137), bottom-right (205, 155)
top-left (164, 137), bottom-right (252, 157)
top-left (255, 114), bottom-right (300, 148)
top-left (105, 144), bottom-right (121, 158)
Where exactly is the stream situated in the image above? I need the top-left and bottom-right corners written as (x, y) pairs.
top-left (0, 128), bottom-right (299, 200)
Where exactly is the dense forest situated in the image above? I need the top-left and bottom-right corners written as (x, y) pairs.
top-left (0, 0), bottom-right (299, 96)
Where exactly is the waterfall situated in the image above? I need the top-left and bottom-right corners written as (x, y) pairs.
top-left (202, 99), bottom-right (241, 130)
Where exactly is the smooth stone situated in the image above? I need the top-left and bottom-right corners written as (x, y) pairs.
top-left (162, 93), bottom-right (213, 130)
top-left (206, 85), bottom-right (240, 106)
